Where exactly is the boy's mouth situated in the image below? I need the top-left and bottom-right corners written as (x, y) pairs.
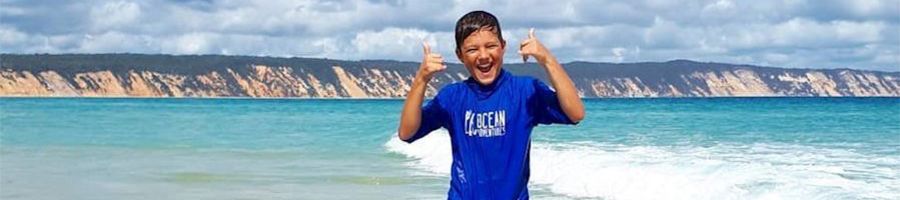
top-left (476, 62), bottom-right (492, 73)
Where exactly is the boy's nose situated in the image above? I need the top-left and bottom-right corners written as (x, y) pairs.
top-left (477, 49), bottom-right (490, 63)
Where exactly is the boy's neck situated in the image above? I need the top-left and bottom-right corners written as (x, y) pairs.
top-left (466, 69), bottom-right (508, 99)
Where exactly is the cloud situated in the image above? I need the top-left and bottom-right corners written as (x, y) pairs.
top-left (0, 25), bottom-right (29, 46)
top-left (89, 1), bottom-right (141, 30)
top-left (0, 0), bottom-right (898, 71)
top-left (352, 28), bottom-right (447, 61)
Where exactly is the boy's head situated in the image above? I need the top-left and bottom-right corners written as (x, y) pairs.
top-left (455, 11), bottom-right (506, 86)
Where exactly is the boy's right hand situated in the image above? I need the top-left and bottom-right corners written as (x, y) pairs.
top-left (417, 41), bottom-right (446, 81)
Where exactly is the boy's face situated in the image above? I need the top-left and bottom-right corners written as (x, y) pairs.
top-left (457, 28), bottom-right (505, 86)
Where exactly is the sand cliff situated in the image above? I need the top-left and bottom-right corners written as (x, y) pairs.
top-left (2, 54), bottom-right (897, 97)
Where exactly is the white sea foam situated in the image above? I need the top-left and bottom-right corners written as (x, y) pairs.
top-left (384, 129), bottom-right (900, 200)
top-left (385, 130), bottom-right (453, 176)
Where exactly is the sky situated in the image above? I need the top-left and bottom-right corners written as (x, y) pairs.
top-left (1, 0), bottom-right (898, 71)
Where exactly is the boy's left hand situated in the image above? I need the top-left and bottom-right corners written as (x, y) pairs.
top-left (518, 28), bottom-right (555, 65)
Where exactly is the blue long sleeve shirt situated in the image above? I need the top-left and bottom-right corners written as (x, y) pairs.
top-left (402, 69), bottom-right (576, 200)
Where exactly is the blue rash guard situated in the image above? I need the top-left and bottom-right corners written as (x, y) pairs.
top-left (402, 69), bottom-right (576, 200)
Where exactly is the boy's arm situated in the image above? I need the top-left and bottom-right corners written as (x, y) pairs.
top-left (519, 28), bottom-right (585, 123)
top-left (398, 42), bottom-right (446, 140)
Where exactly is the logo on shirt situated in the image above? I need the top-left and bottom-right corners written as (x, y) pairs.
top-left (464, 110), bottom-right (506, 137)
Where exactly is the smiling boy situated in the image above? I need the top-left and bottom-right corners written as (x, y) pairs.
top-left (398, 10), bottom-right (585, 199)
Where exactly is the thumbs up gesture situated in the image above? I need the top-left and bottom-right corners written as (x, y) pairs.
top-left (417, 41), bottom-right (447, 81)
top-left (518, 28), bottom-right (555, 65)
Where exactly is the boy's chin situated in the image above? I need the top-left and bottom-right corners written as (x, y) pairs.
top-left (473, 72), bottom-right (497, 85)
top-left (475, 78), bottom-right (495, 85)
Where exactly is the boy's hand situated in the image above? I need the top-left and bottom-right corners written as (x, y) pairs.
top-left (518, 28), bottom-right (556, 65)
top-left (399, 41), bottom-right (445, 142)
top-left (418, 41), bottom-right (447, 81)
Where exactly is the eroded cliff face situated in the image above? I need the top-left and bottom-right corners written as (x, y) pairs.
top-left (580, 70), bottom-right (900, 97)
top-left (1, 66), bottom-right (423, 98)
top-left (1, 55), bottom-right (897, 98)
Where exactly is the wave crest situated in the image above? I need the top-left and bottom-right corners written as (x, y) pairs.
top-left (385, 130), bottom-right (899, 200)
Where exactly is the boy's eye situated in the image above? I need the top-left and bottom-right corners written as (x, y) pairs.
top-left (466, 49), bottom-right (477, 54)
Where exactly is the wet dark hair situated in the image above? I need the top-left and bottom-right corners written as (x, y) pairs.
top-left (455, 10), bottom-right (505, 53)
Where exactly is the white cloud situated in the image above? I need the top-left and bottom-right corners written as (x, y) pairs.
top-left (0, 26), bottom-right (29, 46)
top-left (89, 1), bottom-right (142, 31)
top-left (0, 0), bottom-right (897, 71)
top-left (78, 31), bottom-right (149, 53)
top-left (768, 18), bottom-right (885, 48)
top-left (610, 47), bottom-right (627, 63)
top-left (170, 32), bottom-right (213, 54)
top-left (351, 28), bottom-right (454, 61)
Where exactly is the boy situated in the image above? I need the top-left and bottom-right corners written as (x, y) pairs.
top-left (397, 10), bottom-right (585, 199)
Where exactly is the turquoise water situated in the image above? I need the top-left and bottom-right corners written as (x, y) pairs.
top-left (1, 97), bottom-right (898, 199)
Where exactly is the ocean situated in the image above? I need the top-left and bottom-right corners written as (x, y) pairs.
top-left (1, 97), bottom-right (898, 200)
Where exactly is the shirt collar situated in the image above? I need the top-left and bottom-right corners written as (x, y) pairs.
top-left (465, 68), bottom-right (510, 99)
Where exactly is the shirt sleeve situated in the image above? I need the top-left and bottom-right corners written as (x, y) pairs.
top-left (530, 79), bottom-right (577, 125)
top-left (401, 96), bottom-right (447, 143)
